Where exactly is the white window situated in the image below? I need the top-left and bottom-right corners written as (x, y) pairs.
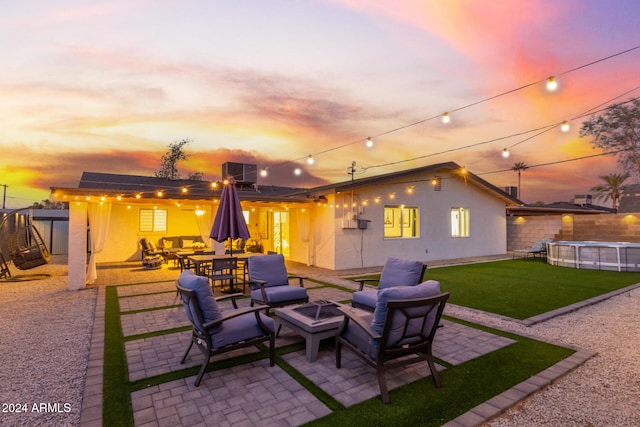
top-left (140, 209), bottom-right (167, 232)
top-left (383, 205), bottom-right (419, 238)
top-left (451, 207), bottom-right (470, 237)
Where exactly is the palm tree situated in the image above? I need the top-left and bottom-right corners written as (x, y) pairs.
top-left (590, 172), bottom-right (630, 209)
top-left (511, 162), bottom-right (528, 200)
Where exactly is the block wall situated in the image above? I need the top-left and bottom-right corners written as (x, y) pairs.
top-left (507, 212), bottom-right (640, 251)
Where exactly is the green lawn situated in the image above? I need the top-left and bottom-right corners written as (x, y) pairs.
top-left (424, 258), bottom-right (640, 319)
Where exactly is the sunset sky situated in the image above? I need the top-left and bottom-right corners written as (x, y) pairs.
top-left (1, 0), bottom-right (639, 209)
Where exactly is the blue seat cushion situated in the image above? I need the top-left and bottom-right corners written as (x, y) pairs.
top-left (211, 312), bottom-right (274, 349)
top-left (248, 254), bottom-right (288, 288)
top-left (351, 289), bottom-right (377, 310)
top-left (379, 257), bottom-right (425, 289)
top-left (371, 280), bottom-right (441, 334)
top-left (251, 285), bottom-right (308, 305)
top-left (341, 313), bottom-right (377, 359)
top-left (179, 270), bottom-right (222, 327)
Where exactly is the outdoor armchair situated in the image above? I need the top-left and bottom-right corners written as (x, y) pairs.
top-left (247, 253), bottom-right (309, 309)
top-left (351, 257), bottom-right (427, 312)
top-left (336, 280), bottom-right (449, 404)
top-left (176, 270), bottom-right (275, 387)
top-left (139, 237), bottom-right (168, 261)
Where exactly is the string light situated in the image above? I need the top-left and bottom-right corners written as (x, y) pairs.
top-left (366, 137), bottom-right (373, 148)
top-left (561, 121), bottom-right (570, 132)
top-left (546, 77), bottom-right (558, 91)
top-left (260, 168), bottom-right (268, 177)
top-left (307, 154), bottom-right (314, 165)
top-left (502, 148), bottom-right (510, 158)
top-left (294, 167), bottom-right (302, 176)
top-left (442, 112), bottom-right (450, 124)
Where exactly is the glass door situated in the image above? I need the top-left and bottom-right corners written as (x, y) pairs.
top-left (272, 211), bottom-right (290, 257)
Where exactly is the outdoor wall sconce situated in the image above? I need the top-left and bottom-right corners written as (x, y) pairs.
top-left (431, 176), bottom-right (442, 191)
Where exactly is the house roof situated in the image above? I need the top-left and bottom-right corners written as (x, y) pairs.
top-left (298, 161), bottom-right (522, 206)
top-left (51, 172), bottom-right (311, 204)
top-left (507, 201), bottom-right (615, 216)
top-left (50, 162), bottom-right (522, 206)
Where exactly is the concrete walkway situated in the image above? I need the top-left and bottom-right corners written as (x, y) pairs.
top-left (79, 255), bottom-right (594, 426)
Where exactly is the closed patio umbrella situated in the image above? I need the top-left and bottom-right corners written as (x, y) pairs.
top-left (210, 179), bottom-right (250, 244)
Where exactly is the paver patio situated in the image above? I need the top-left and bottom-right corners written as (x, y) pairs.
top-left (80, 258), bottom-right (593, 427)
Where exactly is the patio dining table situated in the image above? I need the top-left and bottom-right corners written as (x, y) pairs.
top-left (187, 252), bottom-right (264, 277)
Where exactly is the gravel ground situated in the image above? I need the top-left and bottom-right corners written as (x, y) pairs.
top-left (0, 260), bottom-right (97, 427)
top-left (446, 288), bottom-right (640, 427)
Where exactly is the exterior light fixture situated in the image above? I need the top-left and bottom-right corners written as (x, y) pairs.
top-left (561, 121), bottom-right (570, 132)
top-left (366, 137), bottom-right (373, 148)
top-left (546, 77), bottom-right (558, 91)
top-left (157, 190), bottom-right (163, 197)
top-left (442, 112), bottom-right (450, 124)
top-left (502, 148), bottom-right (510, 158)
top-left (223, 179), bottom-right (229, 185)
top-left (182, 187), bottom-right (188, 193)
top-left (135, 193), bottom-right (141, 199)
top-left (294, 167), bottom-right (302, 176)
top-left (431, 176), bottom-right (442, 191)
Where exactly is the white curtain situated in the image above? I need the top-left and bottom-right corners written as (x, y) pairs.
top-left (195, 205), bottom-right (214, 248)
top-left (86, 202), bottom-right (111, 284)
top-left (297, 209), bottom-right (311, 265)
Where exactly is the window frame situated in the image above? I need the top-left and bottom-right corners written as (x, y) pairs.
top-left (450, 207), bottom-right (470, 238)
top-left (383, 205), bottom-right (419, 239)
top-left (139, 208), bottom-right (168, 233)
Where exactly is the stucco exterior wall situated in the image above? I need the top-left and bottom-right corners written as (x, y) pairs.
top-left (95, 203), bottom-right (211, 263)
top-left (325, 169), bottom-right (508, 270)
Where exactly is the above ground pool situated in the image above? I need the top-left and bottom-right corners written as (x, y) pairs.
top-left (546, 241), bottom-right (640, 272)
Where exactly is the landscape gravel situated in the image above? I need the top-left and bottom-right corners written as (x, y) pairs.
top-left (0, 262), bottom-right (97, 427)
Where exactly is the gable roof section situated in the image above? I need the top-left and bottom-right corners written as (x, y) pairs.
top-left (289, 161), bottom-right (522, 205)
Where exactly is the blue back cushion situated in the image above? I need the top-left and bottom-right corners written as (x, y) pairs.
top-left (248, 254), bottom-right (288, 288)
top-left (378, 257), bottom-right (424, 289)
top-left (179, 270), bottom-right (222, 328)
top-left (371, 280), bottom-right (441, 334)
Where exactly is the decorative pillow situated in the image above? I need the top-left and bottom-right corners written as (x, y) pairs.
top-left (378, 257), bottom-right (425, 289)
top-left (248, 254), bottom-right (288, 287)
top-left (371, 280), bottom-right (441, 334)
top-left (162, 239), bottom-right (173, 249)
top-left (182, 239), bottom-right (194, 249)
top-left (148, 240), bottom-right (157, 251)
top-left (178, 270), bottom-right (222, 327)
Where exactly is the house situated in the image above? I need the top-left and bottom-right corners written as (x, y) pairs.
top-left (618, 184), bottom-right (640, 213)
top-left (50, 161), bottom-right (521, 289)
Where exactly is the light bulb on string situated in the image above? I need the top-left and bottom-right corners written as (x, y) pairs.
top-left (442, 112), bottom-right (450, 124)
top-left (366, 137), bottom-right (373, 148)
top-left (260, 168), bottom-right (268, 177)
top-left (502, 148), bottom-right (510, 158)
top-left (546, 77), bottom-right (558, 91)
top-left (307, 154), bottom-right (314, 165)
top-left (294, 167), bottom-right (302, 176)
top-left (561, 121), bottom-right (570, 132)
